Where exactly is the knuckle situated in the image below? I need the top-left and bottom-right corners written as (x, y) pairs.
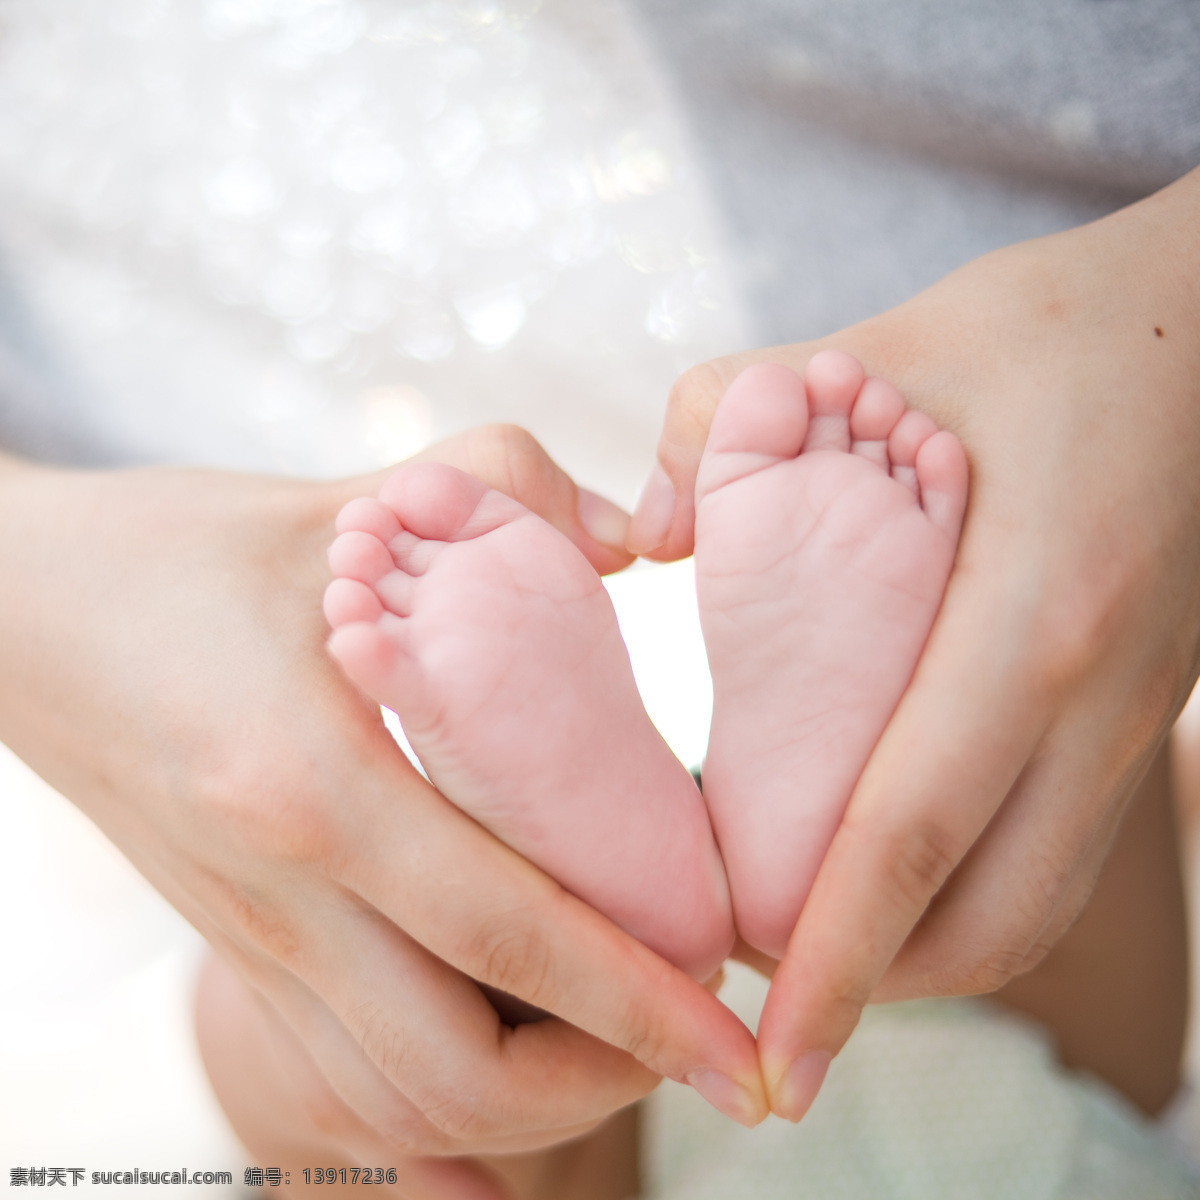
top-left (920, 888), bottom-right (1071, 998)
top-left (369, 1106), bottom-right (446, 1157)
top-left (192, 753), bottom-right (339, 868)
top-left (420, 1089), bottom-right (498, 1143)
top-left (455, 904), bottom-right (558, 1008)
top-left (354, 1001), bottom-right (420, 1088)
top-left (219, 880), bottom-right (307, 966)
top-left (291, 1069), bottom-right (361, 1145)
top-left (608, 1000), bottom-right (671, 1072)
top-left (813, 971), bottom-right (873, 1035)
top-left (943, 941), bottom-right (1048, 996)
top-left (663, 363), bottom-right (727, 463)
top-left (1027, 551), bottom-right (1153, 702)
top-left (874, 818), bottom-right (962, 915)
top-left (466, 423), bottom-right (549, 499)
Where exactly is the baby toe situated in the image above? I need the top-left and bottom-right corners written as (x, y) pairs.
top-left (328, 529), bottom-right (395, 584)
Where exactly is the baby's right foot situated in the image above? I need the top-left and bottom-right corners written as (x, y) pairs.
top-left (695, 353), bottom-right (968, 958)
top-left (324, 462), bottom-right (733, 981)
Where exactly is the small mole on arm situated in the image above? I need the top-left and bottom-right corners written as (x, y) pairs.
top-left (1155, 326), bottom-right (1165, 338)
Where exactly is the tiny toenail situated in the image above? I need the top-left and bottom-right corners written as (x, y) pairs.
top-left (685, 1069), bottom-right (761, 1127)
top-left (627, 466), bottom-right (675, 555)
top-left (773, 1050), bottom-right (832, 1123)
top-left (577, 488), bottom-right (631, 549)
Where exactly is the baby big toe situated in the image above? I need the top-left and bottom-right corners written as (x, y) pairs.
top-left (378, 462), bottom-right (495, 543)
top-left (705, 363), bottom-right (810, 461)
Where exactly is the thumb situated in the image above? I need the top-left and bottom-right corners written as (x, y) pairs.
top-left (353, 423), bottom-right (636, 576)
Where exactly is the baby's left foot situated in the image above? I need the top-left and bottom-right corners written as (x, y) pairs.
top-left (324, 462), bottom-right (733, 981)
top-left (695, 352), bottom-right (968, 958)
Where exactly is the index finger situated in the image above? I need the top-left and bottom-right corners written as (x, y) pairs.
top-left (753, 553), bottom-right (1049, 1120)
top-left (337, 729), bottom-right (769, 1128)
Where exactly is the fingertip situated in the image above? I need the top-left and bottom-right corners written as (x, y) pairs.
top-left (575, 488), bottom-right (636, 574)
top-left (627, 476), bottom-right (696, 562)
top-left (685, 1067), bottom-right (769, 1127)
top-left (768, 1049), bottom-right (832, 1123)
top-left (626, 465), bottom-right (675, 556)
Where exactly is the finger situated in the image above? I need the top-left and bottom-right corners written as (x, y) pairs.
top-left (197, 954), bottom-right (511, 1200)
top-left (205, 896), bottom-right (630, 1158)
top-left (335, 752), bottom-right (767, 1127)
top-left (267, 949), bottom-right (617, 1157)
top-left (754, 544), bottom-right (1051, 1120)
top-left (879, 650), bottom-right (1172, 1001)
top-left (179, 785), bottom-right (652, 1154)
top-left (312, 906), bottom-right (664, 1145)
top-left (411, 425), bottom-right (634, 575)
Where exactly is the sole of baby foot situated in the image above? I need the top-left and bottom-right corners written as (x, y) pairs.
top-left (695, 351), bottom-right (968, 958)
top-left (326, 461), bottom-right (734, 981)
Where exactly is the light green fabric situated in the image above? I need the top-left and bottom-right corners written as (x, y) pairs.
top-left (645, 968), bottom-right (1199, 1200)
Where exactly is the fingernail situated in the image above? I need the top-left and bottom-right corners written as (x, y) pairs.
top-left (626, 466), bottom-right (675, 555)
top-left (685, 1069), bottom-right (761, 1128)
top-left (576, 488), bottom-right (631, 550)
top-left (773, 1050), bottom-right (832, 1123)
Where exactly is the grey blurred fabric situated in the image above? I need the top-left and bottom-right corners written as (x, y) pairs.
top-left (631, 0), bottom-right (1200, 343)
top-left (0, 257), bottom-right (126, 464)
top-left (1, 1), bottom-right (1198, 457)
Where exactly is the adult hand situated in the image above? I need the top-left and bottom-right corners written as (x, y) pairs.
top-left (627, 165), bottom-right (1200, 1120)
top-left (0, 424), bottom-right (766, 1196)
top-left (195, 953), bottom-right (642, 1200)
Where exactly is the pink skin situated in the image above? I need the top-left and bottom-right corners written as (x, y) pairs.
top-left (695, 351), bottom-right (968, 959)
top-left (324, 463), bottom-right (734, 983)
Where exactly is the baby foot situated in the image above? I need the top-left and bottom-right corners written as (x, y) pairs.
top-left (324, 462), bottom-right (733, 981)
top-left (695, 352), bottom-right (968, 958)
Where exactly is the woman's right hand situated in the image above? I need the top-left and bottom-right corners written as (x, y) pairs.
top-left (625, 164), bottom-right (1200, 1122)
top-left (0, 425), bottom-right (765, 1198)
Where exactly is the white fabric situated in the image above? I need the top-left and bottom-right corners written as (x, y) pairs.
top-left (648, 967), bottom-right (1200, 1200)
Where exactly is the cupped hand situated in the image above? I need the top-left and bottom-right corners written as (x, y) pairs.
top-left (627, 166), bottom-right (1200, 1119)
top-left (0, 424), bottom-right (766, 1195)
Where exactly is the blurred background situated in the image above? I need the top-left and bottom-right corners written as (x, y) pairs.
top-left (3, 0), bottom-right (1200, 1196)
